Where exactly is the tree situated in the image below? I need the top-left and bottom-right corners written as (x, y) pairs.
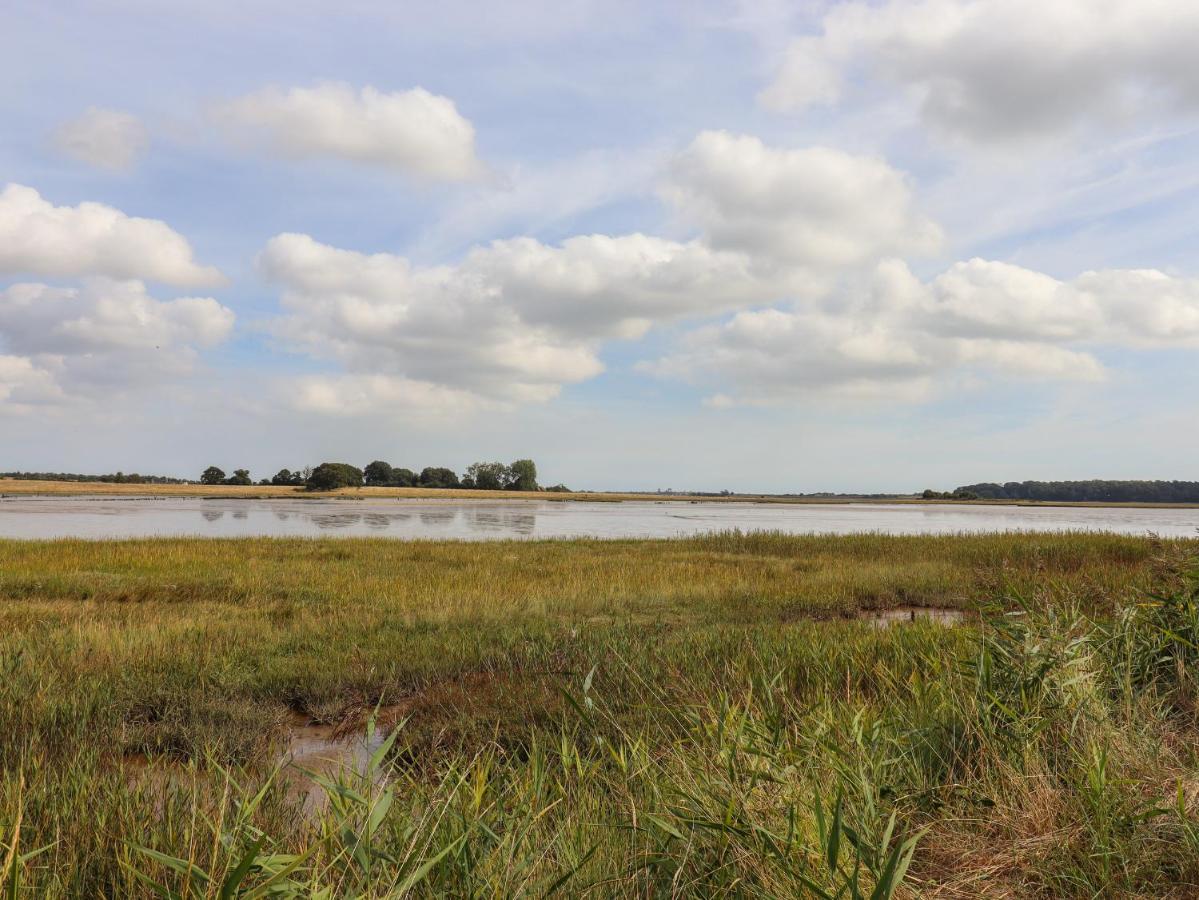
top-left (507, 459), bottom-right (538, 492)
top-left (391, 467), bottom-right (417, 487)
top-left (306, 462), bottom-right (364, 491)
top-left (226, 469), bottom-right (252, 486)
top-left (201, 466), bottom-right (225, 485)
top-left (364, 460), bottom-right (395, 486)
top-left (271, 469), bottom-right (294, 486)
top-left (419, 467), bottom-right (460, 489)
top-left (465, 461), bottom-right (507, 491)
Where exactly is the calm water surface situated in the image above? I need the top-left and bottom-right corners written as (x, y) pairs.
top-left (0, 496), bottom-right (1196, 539)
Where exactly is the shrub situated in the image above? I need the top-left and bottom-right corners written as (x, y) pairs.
top-left (306, 462), bottom-right (364, 491)
top-left (419, 467), bottom-right (460, 489)
top-left (200, 466), bottom-right (225, 485)
top-left (363, 461), bottom-right (395, 486)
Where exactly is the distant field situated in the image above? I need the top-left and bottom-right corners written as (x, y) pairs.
top-left (2, 531), bottom-right (1199, 896)
top-left (4, 477), bottom-right (1198, 507)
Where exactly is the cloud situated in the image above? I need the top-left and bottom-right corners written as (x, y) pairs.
top-left (53, 107), bottom-right (149, 171)
top-left (253, 124), bottom-right (1199, 412)
top-left (459, 233), bottom-right (769, 339)
top-left (642, 307), bottom-right (945, 403)
top-left (0, 184), bottom-right (224, 287)
top-left (761, 0), bottom-right (1199, 142)
top-left (0, 355), bottom-right (62, 411)
top-left (288, 374), bottom-right (486, 418)
top-left (0, 279), bottom-right (234, 408)
top-left (258, 131), bottom-right (951, 412)
top-left (218, 82), bottom-right (483, 180)
top-left (645, 257), bottom-right (1199, 404)
top-left (257, 228), bottom-right (785, 409)
top-left (259, 233), bottom-right (604, 408)
top-left (663, 131), bottom-right (941, 271)
top-left (925, 259), bottom-right (1199, 346)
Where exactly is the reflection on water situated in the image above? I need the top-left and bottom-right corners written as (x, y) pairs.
top-left (465, 508), bottom-right (536, 534)
top-left (0, 496), bottom-right (1196, 540)
top-left (310, 513), bottom-right (361, 529)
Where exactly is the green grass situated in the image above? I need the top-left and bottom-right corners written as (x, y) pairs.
top-left (1, 531), bottom-right (1198, 896)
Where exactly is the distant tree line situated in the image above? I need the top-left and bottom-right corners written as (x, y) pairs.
top-left (921, 488), bottom-right (981, 501)
top-left (948, 480), bottom-right (1199, 503)
top-left (200, 466), bottom-right (254, 486)
top-left (359, 458), bottom-right (541, 492)
top-left (195, 458), bottom-right (566, 493)
top-left (0, 471), bottom-right (189, 484)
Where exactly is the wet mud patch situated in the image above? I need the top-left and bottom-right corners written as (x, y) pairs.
top-left (119, 669), bottom-right (576, 815)
top-left (279, 704), bottom-right (408, 813)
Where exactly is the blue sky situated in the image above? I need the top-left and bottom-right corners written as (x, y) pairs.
top-left (2, 0), bottom-right (1198, 491)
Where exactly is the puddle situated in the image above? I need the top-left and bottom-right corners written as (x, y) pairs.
top-left (859, 606), bottom-right (967, 628)
top-left (279, 707), bottom-right (407, 813)
top-left (121, 704), bottom-right (409, 816)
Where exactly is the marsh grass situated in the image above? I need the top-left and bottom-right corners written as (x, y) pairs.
top-left (1, 532), bottom-right (1198, 895)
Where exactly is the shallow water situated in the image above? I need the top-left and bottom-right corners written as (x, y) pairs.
top-left (860, 606), bottom-right (968, 628)
top-left (0, 496), bottom-right (1195, 540)
top-left (282, 712), bottom-right (397, 814)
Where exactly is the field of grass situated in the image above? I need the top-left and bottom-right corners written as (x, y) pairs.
top-left (2, 531), bottom-right (1199, 896)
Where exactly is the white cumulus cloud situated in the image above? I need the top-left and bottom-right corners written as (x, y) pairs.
top-left (663, 131), bottom-right (941, 271)
top-left (762, 0), bottom-right (1199, 142)
top-left (0, 279), bottom-right (235, 408)
top-left (924, 259), bottom-right (1199, 347)
top-left (0, 184), bottom-right (224, 287)
top-left (644, 257), bottom-right (1199, 404)
top-left (0, 355), bottom-right (62, 411)
top-left (219, 82), bottom-right (483, 180)
top-left (259, 233), bottom-right (604, 408)
top-left (257, 131), bottom-right (951, 412)
top-left (53, 107), bottom-right (149, 171)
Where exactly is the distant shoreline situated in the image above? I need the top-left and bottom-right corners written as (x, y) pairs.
top-left (3, 479), bottom-right (1198, 509)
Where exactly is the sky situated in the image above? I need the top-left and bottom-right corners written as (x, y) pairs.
top-left (2, 0), bottom-right (1198, 492)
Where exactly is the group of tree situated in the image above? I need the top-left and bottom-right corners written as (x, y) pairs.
top-left (920, 488), bottom-right (981, 501)
top-left (461, 459), bottom-right (539, 491)
top-left (358, 459), bottom-right (541, 492)
top-left (950, 480), bottom-right (1199, 503)
top-left (269, 468), bottom-right (311, 486)
top-left (0, 471), bottom-right (190, 484)
top-left (200, 466), bottom-right (253, 486)
top-left (198, 459), bottom-right (552, 493)
top-left (195, 459), bottom-right (554, 493)
top-left (361, 461), bottom-right (419, 487)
